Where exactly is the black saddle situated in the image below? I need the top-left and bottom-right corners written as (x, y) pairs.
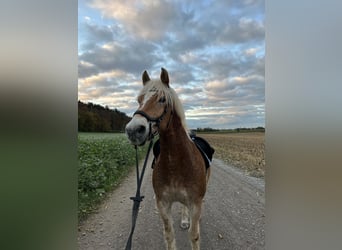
top-left (152, 135), bottom-right (215, 170)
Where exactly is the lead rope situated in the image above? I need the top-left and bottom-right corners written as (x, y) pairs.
top-left (125, 138), bottom-right (154, 250)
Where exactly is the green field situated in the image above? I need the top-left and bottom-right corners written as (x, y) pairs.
top-left (78, 133), bottom-right (148, 221)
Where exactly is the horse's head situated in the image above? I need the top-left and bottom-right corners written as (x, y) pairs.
top-left (125, 68), bottom-right (172, 146)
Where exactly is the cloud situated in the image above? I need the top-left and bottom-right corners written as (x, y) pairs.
top-left (78, 0), bottom-right (265, 128)
top-left (205, 74), bottom-right (264, 97)
top-left (79, 39), bottom-right (158, 76)
top-left (89, 0), bottom-right (183, 40)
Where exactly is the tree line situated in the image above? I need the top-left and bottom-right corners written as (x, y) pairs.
top-left (78, 100), bottom-right (265, 133)
top-left (196, 127), bottom-right (265, 133)
top-left (78, 101), bottom-right (131, 132)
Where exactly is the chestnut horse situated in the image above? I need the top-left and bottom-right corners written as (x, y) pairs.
top-left (125, 68), bottom-right (210, 250)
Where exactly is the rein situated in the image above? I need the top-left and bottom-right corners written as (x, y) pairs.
top-left (124, 105), bottom-right (172, 249)
top-left (125, 138), bottom-right (154, 250)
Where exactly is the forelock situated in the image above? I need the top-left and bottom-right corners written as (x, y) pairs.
top-left (139, 79), bottom-right (173, 106)
top-left (137, 78), bottom-right (187, 130)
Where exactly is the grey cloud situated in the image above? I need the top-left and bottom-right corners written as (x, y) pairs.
top-left (175, 0), bottom-right (264, 46)
top-left (78, 60), bottom-right (100, 78)
top-left (79, 22), bottom-right (117, 51)
top-left (84, 22), bottom-right (113, 42)
top-left (176, 86), bottom-right (203, 96)
top-left (254, 56), bottom-right (265, 76)
top-left (202, 75), bottom-right (264, 110)
top-left (208, 52), bottom-right (263, 83)
top-left (167, 65), bottom-right (197, 85)
top-left (79, 40), bottom-right (157, 75)
top-left (129, 1), bottom-right (179, 40)
top-left (212, 18), bottom-right (264, 45)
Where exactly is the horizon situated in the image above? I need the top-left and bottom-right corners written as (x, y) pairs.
top-left (78, 100), bottom-right (265, 131)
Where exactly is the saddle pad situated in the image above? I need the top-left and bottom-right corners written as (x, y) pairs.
top-left (152, 136), bottom-right (215, 169)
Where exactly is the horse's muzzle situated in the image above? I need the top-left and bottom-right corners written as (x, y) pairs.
top-left (125, 117), bottom-right (150, 146)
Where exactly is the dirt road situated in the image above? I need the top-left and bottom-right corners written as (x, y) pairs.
top-left (78, 155), bottom-right (265, 250)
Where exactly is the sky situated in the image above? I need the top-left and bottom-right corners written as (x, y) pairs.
top-left (78, 0), bottom-right (265, 129)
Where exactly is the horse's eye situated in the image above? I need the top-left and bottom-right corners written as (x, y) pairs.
top-left (159, 96), bottom-right (166, 103)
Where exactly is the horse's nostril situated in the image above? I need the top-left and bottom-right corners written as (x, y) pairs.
top-left (137, 125), bottom-right (146, 134)
top-left (125, 127), bottom-right (132, 135)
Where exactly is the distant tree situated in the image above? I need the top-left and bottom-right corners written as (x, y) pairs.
top-left (78, 101), bottom-right (131, 132)
top-left (81, 112), bottom-right (96, 131)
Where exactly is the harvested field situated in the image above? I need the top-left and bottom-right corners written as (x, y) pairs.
top-left (200, 132), bottom-right (265, 178)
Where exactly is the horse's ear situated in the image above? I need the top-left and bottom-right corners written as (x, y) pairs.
top-left (160, 68), bottom-right (169, 87)
top-left (142, 70), bottom-right (150, 85)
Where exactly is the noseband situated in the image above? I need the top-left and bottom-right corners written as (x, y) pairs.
top-left (133, 108), bottom-right (167, 125)
top-left (133, 106), bottom-right (172, 140)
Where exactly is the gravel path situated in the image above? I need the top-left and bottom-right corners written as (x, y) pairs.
top-left (78, 155), bottom-right (265, 250)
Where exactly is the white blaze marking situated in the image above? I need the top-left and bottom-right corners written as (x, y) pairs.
top-left (141, 89), bottom-right (157, 108)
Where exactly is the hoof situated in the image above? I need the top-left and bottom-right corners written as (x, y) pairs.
top-left (180, 221), bottom-right (190, 230)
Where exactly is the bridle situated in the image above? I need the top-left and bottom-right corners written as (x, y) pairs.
top-left (133, 105), bottom-right (172, 140)
top-left (133, 107), bottom-right (168, 125)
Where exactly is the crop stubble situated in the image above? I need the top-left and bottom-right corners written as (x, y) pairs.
top-left (200, 132), bottom-right (265, 177)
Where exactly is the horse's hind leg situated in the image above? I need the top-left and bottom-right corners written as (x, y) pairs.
top-left (180, 205), bottom-right (190, 229)
top-left (157, 200), bottom-right (176, 250)
top-left (189, 203), bottom-right (202, 250)
top-left (206, 167), bottom-right (211, 183)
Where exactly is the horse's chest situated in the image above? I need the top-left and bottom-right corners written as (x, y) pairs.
top-left (152, 169), bottom-right (190, 203)
top-left (153, 163), bottom-right (190, 188)
top-left (161, 186), bottom-right (189, 204)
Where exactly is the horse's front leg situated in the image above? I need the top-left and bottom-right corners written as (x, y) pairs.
top-left (156, 199), bottom-right (176, 250)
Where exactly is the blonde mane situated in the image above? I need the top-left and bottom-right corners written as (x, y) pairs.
top-left (139, 79), bottom-right (188, 131)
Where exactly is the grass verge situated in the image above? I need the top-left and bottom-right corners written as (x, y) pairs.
top-left (78, 133), bottom-right (148, 222)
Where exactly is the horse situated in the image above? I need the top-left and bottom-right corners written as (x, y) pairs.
top-left (125, 68), bottom-right (210, 250)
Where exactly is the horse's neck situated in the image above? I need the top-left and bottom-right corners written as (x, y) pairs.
top-left (159, 112), bottom-right (190, 151)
